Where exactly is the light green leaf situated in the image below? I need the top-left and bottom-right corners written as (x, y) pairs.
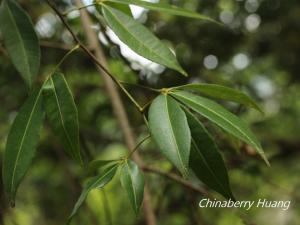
top-left (3, 89), bottom-right (44, 205)
top-left (185, 110), bottom-right (234, 199)
top-left (101, 4), bottom-right (187, 76)
top-left (120, 160), bottom-right (144, 215)
top-left (105, 0), bottom-right (216, 22)
top-left (148, 94), bottom-right (191, 176)
top-left (0, 0), bottom-right (40, 89)
top-left (102, 1), bottom-right (132, 16)
top-left (171, 91), bottom-right (269, 165)
top-left (174, 83), bottom-right (262, 113)
top-left (43, 73), bottom-right (83, 165)
top-left (68, 164), bottom-right (118, 223)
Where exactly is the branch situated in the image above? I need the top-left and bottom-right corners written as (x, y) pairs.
top-left (46, 1), bottom-right (157, 224)
top-left (142, 165), bottom-right (213, 198)
top-left (46, 0), bottom-right (143, 112)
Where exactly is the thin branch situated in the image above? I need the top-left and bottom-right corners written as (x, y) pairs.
top-left (141, 165), bottom-right (213, 198)
top-left (46, 0), bottom-right (143, 112)
top-left (127, 134), bottom-right (151, 159)
top-left (62, 3), bottom-right (97, 16)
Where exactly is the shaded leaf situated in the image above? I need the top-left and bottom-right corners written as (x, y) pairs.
top-left (0, 0), bottom-right (40, 89)
top-left (148, 94), bottom-right (191, 176)
top-left (101, 4), bottom-right (186, 76)
top-left (185, 110), bottom-right (234, 199)
top-left (87, 159), bottom-right (119, 175)
top-left (106, 0), bottom-right (216, 22)
top-left (43, 73), bottom-right (83, 165)
top-left (68, 164), bottom-right (118, 223)
top-left (174, 83), bottom-right (262, 113)
top-left (3, 89), bottom-right (44, 205)
top-left (120, 160), bottom-right (144, 215)
top-left (171, 91), bottom-right (269, 165)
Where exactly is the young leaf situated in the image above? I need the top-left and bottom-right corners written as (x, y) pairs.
top-left (148, 94), bottom-right (191, 176)
top-left (101, 4), bottom-right (187, 76)
top-left (0, 0), bottom-right (40, 89)
top-left (120, 160), bottom-right (144, 215)
top-left (171, 91), bottom-right (269, 165)
top-left (43, 73), bottom-right (83, 165)
top-left (185, 110), bottom-right (234, 200)
top-left (3, 89), bottom-right (44, 205)
top-left (174, 83), bottom-right (262, 113)
top-left (105, 0), bottom-right (216, 22)
top-left (68, 164), bottom-right (118, 223)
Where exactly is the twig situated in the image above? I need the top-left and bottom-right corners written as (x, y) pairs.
top-left (46, 0), bottom-right (143, 112)
top-left (46, 1), bottom-right (157, 224)
top-left (127, 134), bottom-right (151, 159)
top-left (141, 165), bottom-right (212, 198)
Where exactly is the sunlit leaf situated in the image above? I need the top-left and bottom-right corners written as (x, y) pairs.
top-left (171, 91), bottom-right (269, 165)
top-left (174, 83), bottom-right (262, 113)
top-left (148, 94), bottom-right (191, 176)
top-left (185, 110), bottom-right (234, 199)
top-left (43, 73), bottom-right (83, 165)
top-left (106, 0), bottom-right (216, 22)
top-left (3, 89), bottom-right (44, 205)
top-left (68, 164), bottom-right (118, 223)
top-left (120, 160), bottom-right (144, 215)
top-left (101, 4), bottom-right (187, 76)
top-left (0, 0), bottom-right (40, 89)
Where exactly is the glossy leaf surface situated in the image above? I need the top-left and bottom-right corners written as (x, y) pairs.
top-left (3, 89), bottom-right (44, 204)
top-left (148, 94), bottom-right (191, 176)
top-left (172, 91), bottom-right (269, 165)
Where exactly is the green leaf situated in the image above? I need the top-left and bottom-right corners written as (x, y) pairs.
top-left (43, 73), bottom-right (83, 165)
top-left (171, 91), bottom-right (269, 165)
top-left (105, 0), bottom-right (216, 23)
top-left (0, 0), bottom-right (40, 89)
top-left (68, 164), bottom-right (118, 223)
top-left (87, 159), bottom-right (119, 175)
top-left (185, 110), bottom-right (234, 199)
top-left (120, 160), bottom-right (144, 215)
top-left (3, 89), bottom-right (44, 205)
top-left (148, 94), bottom-right (191, 176)
top-left (103, 1), bottom-right (132, 16)
top-left (174, 83), bottom-right (262, 113)
top-left (101, 4), bottom-right (187, 76)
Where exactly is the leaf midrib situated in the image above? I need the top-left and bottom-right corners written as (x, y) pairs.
top-left (173, 93), bottom-right (260, 151)
top-left (5, 1), bottom-right (32, 86)
top-left (126, 162), bottom-right (138, 212)
top-left (191, 138), bottom-right (229, 197)
top-left (102, 5), bottom-right (179, 70)
top-left (10, 89), bottom-right (42, 193)
top-left (164, 95), bottom-right (187, 175)
top-left (51, 77), bottom-right (77, 159)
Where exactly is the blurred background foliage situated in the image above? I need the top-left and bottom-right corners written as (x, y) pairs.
top-left (0, 0), bottom-right (300, 224)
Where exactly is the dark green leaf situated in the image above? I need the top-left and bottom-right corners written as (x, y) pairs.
top-left (120, 160), bottom-right (144, 215)
top-left (148, 94), bottom-right (191, 176)
top-left (43, 73), bottom-right (83, 165)
top-left (185, 110), bottom-right (234, 199)
top-left (3, 89), bottom-right (44, 205)
top-left (68, 164), bottom-right (118, 223)
top-left (171, 91), bottom-right (269, 165)
top-left (101, 4), bottom-right (186, 76)
top-left (174, 83), bottom-right (262, 113)
top-left (87, 159), bottom-right (119, 175)
top-left (0, 0), bottom-right (40, 89)
top-left (106, 0), bottom-right (216, 22)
